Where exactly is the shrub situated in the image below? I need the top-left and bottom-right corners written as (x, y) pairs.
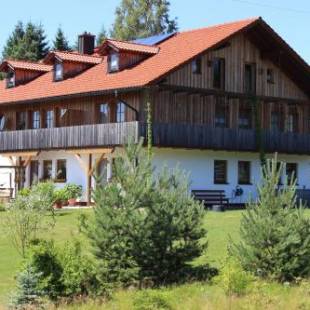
top-left (133, 290), bottom-right (172, 310)
top-left (1, 182), bottom-right (56, 257)
top-left (231, 157), bottom-right (310, 282)
top-left (64, 184), bottom-right (83, 200)
top-left (0, 202), bottom-right (6, 212)
top-left (60, 241), bottom-right (101, 297)
top-left (82, 140), bottom-right (208, 287)
top-left (214, 257), bottom-right (254, 296)
top-left (53, 188), bottom-right (68, 204)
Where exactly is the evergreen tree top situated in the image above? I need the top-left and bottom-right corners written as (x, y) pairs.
top-left (53, 27), bottom-right (71, 51)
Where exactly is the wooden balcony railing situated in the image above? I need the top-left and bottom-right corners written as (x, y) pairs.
top-left (1, 121), bottom-right (310, 155)
top-left (140, 123), bottom-right (310, 155)
top-left (0, 122), bottom-right (139, 152)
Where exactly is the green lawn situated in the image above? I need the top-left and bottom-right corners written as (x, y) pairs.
top-left (1, 209), bottom-right (309, 309)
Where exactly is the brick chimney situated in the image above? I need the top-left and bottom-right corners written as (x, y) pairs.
top-left (78, 32), bottom-right (95, 55)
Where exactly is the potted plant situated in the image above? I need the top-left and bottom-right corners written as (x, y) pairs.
top-left (64, 184), bottom-right (82, 206)
top-left (53, 188), bottom-right (68, 209)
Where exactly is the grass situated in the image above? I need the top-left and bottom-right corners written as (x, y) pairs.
top-left (0, 209), bottom-right (309, 309)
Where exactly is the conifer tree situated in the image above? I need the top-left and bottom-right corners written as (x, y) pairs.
top-left (53, 27), bottom-right (70, 51)
top-left (83, 139), bottom-right (207, 286)
top-left (96, 25), bottom-right (108, 46)
top-left (231, 157), bottom-right (310, 282)
top-left (2, 22), bottom-right (49, 61)
top-left (111, 0), bottom-right (177, 40)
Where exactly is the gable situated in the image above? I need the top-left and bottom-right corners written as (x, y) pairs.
top-left (165, 32), bottom-right (308, 101)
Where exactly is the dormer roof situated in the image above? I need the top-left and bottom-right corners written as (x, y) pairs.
top-left (0, 60), bottom-right (52, 73)
top-left (98, 39), bottom-right (159, 55)
top-left (44, 51), bottom-right (102, 65)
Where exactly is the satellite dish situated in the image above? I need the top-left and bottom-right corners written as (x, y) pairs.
top-left (0, 116), bottom-right (5, 131)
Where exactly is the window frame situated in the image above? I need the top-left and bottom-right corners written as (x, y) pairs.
top-left (244, 63), bottom-right (257, 94)
top-left (238, 161), bottom-right (251, 185)
top-left (30, 160), bottom-right (39, 186)
top-left (0, 114), bottom-right (6, 131)
top-left (116, 102), bottom-right (126, 123)
top-left (16, 111), bottom-right (27, 130)
top-left (55, 159), bottom-right (67, 182)
top-left (99, 103), bottom-right (109, 124)
top-left (43, 160), bottom-right (53, 180)
top-left (108, 53), bottom-right (119, 72)
top-left (32, 111), bottom-right (41, 129)
top-left (238, 101), bottom-right (253, 129)
top-left (215, 98), bottom-right (229, 128)
top-left (214, 160), bottom-right (228, 184)
top-left (54, 62), bottom-right (64, 81)
top-left (45, 110), bottom-right (54, 128)
top-left (192, 57), bottom-right (202, 74)
top-left (213, 58), bottom-right (225, 89)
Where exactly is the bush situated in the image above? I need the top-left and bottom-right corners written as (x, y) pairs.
top-left (231, 157), bottom-right (310, 282)
top-left (60, 241), bottom-right (102, 297)
top-left (133, 290), bottom-right (172, 310)
top-left (0, 202), bottom-right (6, 212)
top-left (26, 239), bottom-right (64, 300)
top-left (53, 188), bottom-right (68, 204)
top-left (1, 182), bottom-right (56, 257)
top-left (82, 140), bottom-right (208, 287)
top-left (63, 184), bottom-right (83, 200)
top-left (214, 258), bottom-right (254, 296)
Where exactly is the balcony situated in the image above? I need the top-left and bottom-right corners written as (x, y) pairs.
top-left (1, 122), bottom-right (310, 155)
top-left (0, 122), bottom-right (139, 153)
top-left (141, 123), bottom-right (310, 155)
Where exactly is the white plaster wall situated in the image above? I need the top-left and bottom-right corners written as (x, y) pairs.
top-left (23, 151), bottom-right (112, 201)
top-left (152, 148), bottom-right (310, 204)
top-left (0, 156), bottom-right (14, 189)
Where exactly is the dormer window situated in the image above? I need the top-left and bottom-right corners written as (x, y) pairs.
top-left (108, 53), bottom-right (119, 72)
top-left (54, 62), bottom-right (63, 81)
top-left (6, 71), bottom-right (15, 88)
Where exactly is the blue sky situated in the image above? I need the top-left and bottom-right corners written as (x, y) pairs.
top-left (0, 0), bottom-right (309, 63)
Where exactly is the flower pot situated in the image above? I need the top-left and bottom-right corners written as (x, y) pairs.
top-left (68, 198), bottom-right (77, 206)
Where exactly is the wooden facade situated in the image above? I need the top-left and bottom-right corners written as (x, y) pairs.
top-left (0, 32), bottom-right (309, 154)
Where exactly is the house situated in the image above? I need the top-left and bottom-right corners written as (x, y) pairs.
top-left (0, 17), bottom-right (309, 204)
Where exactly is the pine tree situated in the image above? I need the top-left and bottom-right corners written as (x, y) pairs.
top-left (231, 157), bottom-right (310, 282)
top-left (10, 264), bottom-right (42, 309)
top-left (110, 0), bottom-right (177, 41)
top-left (83, 139), bottom-right (207, 286)
top-left (2, 22), bottom-right (49, 61)
top-left (96, 25), bottom-right (107, 46)
top-left (53, 27), bottom-right (70, 51)
top-left (2, 21), bottom-right (25, 60)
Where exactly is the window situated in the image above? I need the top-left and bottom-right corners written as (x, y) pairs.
top-left (6, 70), bottom-right (15, 88)
top-left (213, 58), bottom-right (225, 89)
top-left (97, 159), bottom-right (108, 185)
top-left (99, 103), bottom-right (109, 124)
top-left (56, 159), bottom-right (66, 182)
top-left (109, 53), bottom-right (119, 72)
top-left (238, 161), bottom-right (251, 184)
top-left (239, 102), bottom-right (252, 129)
top-left (215, 98), bottom-right (229, 128)
top-left (43, 160), bottom-right (53, 180)
top-left (192, 57), bottom-right (202, 74)
top-left (32, 111), bottom-right (40, 129)
top-left (244, 63), bottom-right (256, 94)
top-left (58, 108), bottom-right (68, 126)
top-left (45, 110), bottom-right (54, 128)
top-left (214, 160), bottom-right (227, 184)
top-left (287, 105), bottom-right (298, 133)
top-left (271, 112), bottom-right (280, 132)
top-left (16, 111), bottom-right (27, 130)
top-left (267, 68), bottom-right (274, 84)
top-left (30, 161), bottom-right (39, 186)
top-left (270, 104), bottom-right (283, 132)
top-left (286, 163), bottom-right (297, 184)
top-left (116, 102), bottom-right (126, 123)
top-left (54, 62), bottom-right (63, 81)
top-left (0, 115), bottom-right (6, 131)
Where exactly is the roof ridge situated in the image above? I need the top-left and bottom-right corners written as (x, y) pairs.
top-left (53, 50), bottom-right (102, 58)
top-left (178, 17), bottom-right (260, 35)
top-left (5, 58), bottom-right (51, 66)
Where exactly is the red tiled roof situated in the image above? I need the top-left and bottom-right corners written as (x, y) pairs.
top-left (3, 17), bottom-right (304, 105)
top-left (44, 51), bottom-right (102, 65)
top-left (0, 60), bottom-right (52, 72)
top-left (99, 39), bottom-right (160, 55)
